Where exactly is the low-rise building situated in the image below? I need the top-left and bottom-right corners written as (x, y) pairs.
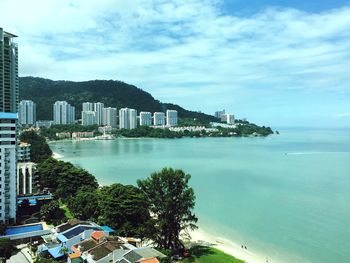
top-left (72, 132), bottom-right (94, 139)
top-left (56, 132), bottom-right (71, 139)
top-left (36, 120), bottom-right (53, 129)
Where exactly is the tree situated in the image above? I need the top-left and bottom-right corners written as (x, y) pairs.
top-left (19, 131), bottom-right (52, 162)
top-left (137, 168), bottom-right (198, 251)
top-left (40, 200), bottom-right (66, 225)
top-left (0, 223), bottom-right (7, 235)
top-left (0, 238), bottom-right (16, 260)
top-left (67, 188), bottom-right (100, 220)
top-left (98, 184), bottom-right (153, 237)
top-left (34, 257), bottom-right (57, 263)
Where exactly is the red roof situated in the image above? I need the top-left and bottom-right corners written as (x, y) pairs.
top-left (91, 231), bottom-right (105, 241)
top-left (137, 258), bottom-right (160, 263)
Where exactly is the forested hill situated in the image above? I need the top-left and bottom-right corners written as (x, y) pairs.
top-left (19, 76), bottom-right (217, 122)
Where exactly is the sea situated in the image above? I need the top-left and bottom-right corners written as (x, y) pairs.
top-left (50, 128), bottom-right (350, 263)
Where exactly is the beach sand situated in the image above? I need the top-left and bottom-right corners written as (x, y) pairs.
top-left (188, 228), bottom-right (275, 263)
top-left (52, 152), bottom-right (64, 159)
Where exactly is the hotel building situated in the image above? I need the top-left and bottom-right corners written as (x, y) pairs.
top-left (18, 100), bottom-right (36, 126)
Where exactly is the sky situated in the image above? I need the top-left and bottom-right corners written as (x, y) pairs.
top-left (1, 0), bottom-right (350, 127)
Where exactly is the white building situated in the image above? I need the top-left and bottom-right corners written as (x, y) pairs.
top-left (103, 107), bottom-right (117, 128)
top-left (36, 120), bottom-right (53, 129)
top-left (0, 113), bottom-right (17, 223)
top-left (53, 101), bottom-right (75, 125)
top-left (166, 110), bottom-right (178, 126)
top-left (17, 142), bottom-right (31, 162)
top-left (94, 102), bottom-right (104, 126)
top-left (214, 109), bottom-right (225, 119)
top-left (17, 162), bottom-right (36, 195)
top-left (82, 111), bottom-right (96, 126)
top-left (119, 108), bottom-right (137, 129)
top-left (82, 102), bottom-right (94, 112)
top-left (18, 100), bottom-right (36, 126)
top-left (139, 112), bottom-right (152, 126)
top-left (221, 114), bottom-right (235, 124)
top-left (153, 112), bottom-right (165, 126)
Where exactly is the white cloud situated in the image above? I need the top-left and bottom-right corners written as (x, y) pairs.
top-left (1, 0), bottom-right (350, 126)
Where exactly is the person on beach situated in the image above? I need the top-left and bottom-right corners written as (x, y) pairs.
top-left (245, 245), bottom-right (247, 249)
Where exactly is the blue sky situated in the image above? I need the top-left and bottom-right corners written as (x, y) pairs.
top-left (1, 0), bottom-right (350, 127)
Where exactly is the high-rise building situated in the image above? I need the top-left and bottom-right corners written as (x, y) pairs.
top-left (0, 28), bottom-right (19, 113)
top-left (81, 111), bottom-right (96, 126)
top-left (221, 114), bottom-right (235, 124)
top-left (166, 110), bottom-right (178, 126)
top-left (82, 102), bottom-right (94, 112)
top-left (53, 101), bottom-right (75, 125)
top-left (139, 112), bottom-right (152, 126)
top-left (214, 109), bottom-right (225, 119)
top-left (18, 100), bottom-right (36, 126)
top-left (119, 108), bottom-right (137, 129)
top-left (94, 102), bottom-right (104, 126)
top-left (153, 112), bottom-right (165, 126)
top-left (0, 113), bottom-right (17, 223)
top-left (103, 107), bottom-right (117, 128)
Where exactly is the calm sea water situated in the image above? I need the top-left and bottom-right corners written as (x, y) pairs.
top-left (50, 128), bottom-right (350, 263)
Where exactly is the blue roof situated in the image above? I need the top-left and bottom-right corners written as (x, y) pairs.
top-left (57, 233), bottom-right (68, 242)
top-left (48, 246), bottom-right (65, 259)
top-left (63, 226), bottom-right (100, 239)
top-left (101, 226), bottom-right (115, 232)
top-left (0, 112), bottom-right (17, 119)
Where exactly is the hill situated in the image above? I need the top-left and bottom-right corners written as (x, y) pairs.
top-left (19, 76), bottom-right (217, 123)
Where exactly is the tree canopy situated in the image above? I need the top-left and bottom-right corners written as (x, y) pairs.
top-left (137, 168), bottom-right (198, 251)
top-left (19, 131), bottom-right (52, 162)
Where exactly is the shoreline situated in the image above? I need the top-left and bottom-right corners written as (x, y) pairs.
top-left (52, 152), bottom-right (64, 159)
top-left (187, 228), bottom-right (277, 263)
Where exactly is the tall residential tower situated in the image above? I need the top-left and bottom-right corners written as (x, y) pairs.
top-left (18, 100), bottom-right (36, 126)
top-left (53, 101), bottom-right (75, 125)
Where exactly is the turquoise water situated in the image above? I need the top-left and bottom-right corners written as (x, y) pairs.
top-left (50, 129), bottom-right (350, 263)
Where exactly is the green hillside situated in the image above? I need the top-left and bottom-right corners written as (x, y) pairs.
top-left (19, 76), bottom-right (217, 123)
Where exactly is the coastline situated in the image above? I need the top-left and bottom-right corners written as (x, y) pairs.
top-left (52, 151), bottom-right (64, 159)
top-left (188, 228), bottom-right (276, 263)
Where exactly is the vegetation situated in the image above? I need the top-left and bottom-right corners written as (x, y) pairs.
top-left (40, 124), bottom-right (100, 140)
top-left (0, 223), bottom-right (6, 235)
top-left (138, 168), bottom-right (198, 250)
top-left (180, 246), bottom-right (245, 263)
top-left (34, 257), bottom-right (59, 263)
top-left (36, 157), bottom-right (98, 200)
top-left (114, 126), bottom-right (182, 138)
top-left (40, 200), bottom-right (66, 225)
top-left (19, 131), bottom-right (52, 162)
top-left (0, 238), bottom-right (16, 261)
top-left (19, 76), bottom-right (217, 123)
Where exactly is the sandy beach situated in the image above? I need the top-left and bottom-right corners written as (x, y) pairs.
top-left (52, 151), bottom-right (64, 159)
top-left (188, 228), bottom-right (276, 263)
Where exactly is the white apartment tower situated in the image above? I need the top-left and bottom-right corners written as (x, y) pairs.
top-left (166, 110), bottom-right (178, 126)
top-left (139, 112), bottom-right (152, 126)
top-left (119, 108), bottom-right (137, 129)
top-left (94, 102), bottom-right (104, 126)
top-left (82, 102), bottom-right (94, 112)
top-left (18, 100), bottom-right (36, 126)
top-left (81, 111), bottom-right (96, 126)
top-left (53, 101), bottom-right (75, 125)
top-left (103, 107), bottom-right (117, 128)
top-left (221, 114), bottom-right (235, 124)
top-left (153, 112), bottom-right (165, 126)
top-left (0, 113), bottom-right (17, 223)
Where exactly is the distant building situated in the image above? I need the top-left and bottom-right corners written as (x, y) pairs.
top-left (53, 101), bottom-right (75, 125)
top-left (166, 110), bottom-right (178, 126)
top-left (221, 114), bottom-right (235, 124)
top-left (36, 120), bottom-right (53, 129)
top-left (98, 126), bottom-right (113, 134)
top-left (18, 100), bottom-right (36, 126)
top-left (82, 111), bottom-right (96, 126)
top-left (0, 28), bottom-right (19, 113)
top-left (153, 112), bottom-right (165, 126)
top-left (94, 102), bottom-right (104, 126)
top-left (56, 132), bottom-right (71, 139)
top-left (82, 102), bottom-right (94, 112)
top-left (119, 108), bottom-right (137, 129)
top-left (17, 142), bottom-right (31, 162)
top-left (0, 112), bottom-right (17, 223)
top-left (139, 111), bottom-right (152, 126)
top-left (72, 132), bottom-right (94, 139)
top-left (214, 109), bottom-right (225, 119)
top-left (103, 107), bottom-right (117, 128)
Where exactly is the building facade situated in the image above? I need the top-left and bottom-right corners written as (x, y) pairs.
top-left (139, 112), bottom-right (152, 126)
top-left (0, 28), bottom-right (19, 113)
top-left (0, 113), bottom-right (17, 223)
top-left (94, 102), bottom-right (104, 126)
top-left (53, 101), bottom-right (75, 125)
top-left (18, 100), bottom-right (36, 126)
top-left (17, 142), bottom-right (31, 162)
top-left (166, 110), bottom-right (178, 126)
top-left (82, 111), bottom-right (96, 126)
top-left (119, 108), bottom-right (137, 130)
top-left (153, 112), bottom-right (165, 126)
top-left (214, 109), bottom-right (225, 119)
top-left (17, 162), bottom-right (36, 196)
top-left (102, 107), bottom-right (117, 128)
top-left (221, 114), bottom-right (235, 124)
top-left (82, 102), bottom-right (94, 112)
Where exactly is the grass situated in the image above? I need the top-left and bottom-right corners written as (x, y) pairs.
top-left (58, 199), bottom-right (74, 219)
top-left (180, 246), bottom-right (246, 263)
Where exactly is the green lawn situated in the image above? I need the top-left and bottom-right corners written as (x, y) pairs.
top-left (58, 199), bottom-right (74, 219)
top-left (181, 246), bottom-right (246, 263)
